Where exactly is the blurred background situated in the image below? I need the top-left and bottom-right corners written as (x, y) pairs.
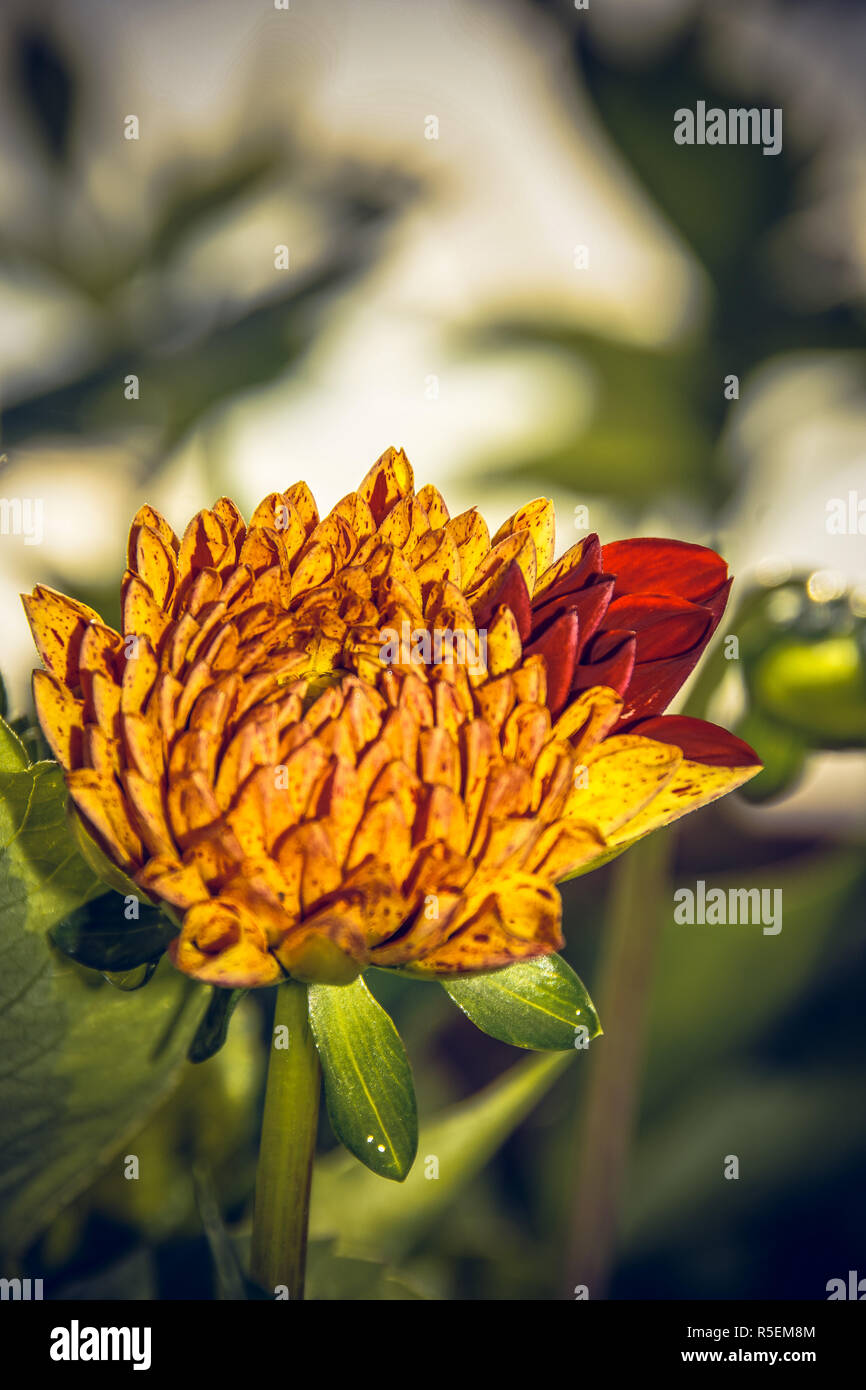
top-left (1, 0), bottom-right (864, 1299)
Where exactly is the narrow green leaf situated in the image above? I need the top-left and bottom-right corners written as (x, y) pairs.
top-left (442, 954), bottom-right (601, 1051)
top-left (189, 986), bottom-right (247, 1064)
top-left (194, 1163), bottom-right (247, 1300)
top-left (308, 976), bottom-right (417, 1182)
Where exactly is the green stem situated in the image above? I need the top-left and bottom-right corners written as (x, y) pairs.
top-left (565, 832), bottom-right (673, 1297)
top-left (250, 980), bottom-right (321, 1299)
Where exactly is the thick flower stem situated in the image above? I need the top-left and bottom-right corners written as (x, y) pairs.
top-left (250, 980), bottom-right (321, 1300)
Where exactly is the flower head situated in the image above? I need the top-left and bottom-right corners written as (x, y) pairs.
top-left (25, 448), bottom-right (760, 987)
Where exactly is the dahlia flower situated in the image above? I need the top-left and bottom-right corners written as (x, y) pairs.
top-left (24, 447), bottom-right (760, 990)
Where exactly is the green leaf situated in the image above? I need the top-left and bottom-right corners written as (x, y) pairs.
top-left (51, 893), bottom-right (178, 973)
top-left (0, 756), bottom-right (102, 928)
top-left (310, 1051), bottom-right (570, 1257)
top-left (76, 995), bottom-right (263, 1243)
top-left (0, 720), bottom-right (35, 826)
top-left (189, 987), bottom-right (248, 1064)
top-left (307, 976), bottom-right (418, 1182)
top-left (441, 955), bottom-right (601, 1051)
top-left (0, 718), bottom-right (208, 1255)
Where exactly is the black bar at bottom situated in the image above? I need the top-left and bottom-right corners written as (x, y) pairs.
top-left (2, 1297), bottom-right (860, 1376)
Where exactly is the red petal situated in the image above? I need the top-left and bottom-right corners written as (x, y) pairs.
top-left (606, 593), bottom-right (712, 662)
top-left (524, 610), bottom-right (579, 717)
top-left (573, 630), bottom-right (636, 698)
top-left (602, 539), bottom-right (729, 605)
top-left (628, 715), bottom-right (760, 767)
top-left (474, 559), bottom-right (532, 641)
top-left (615, 652), bottom-right (710, 725)
top-left (702, 576), bottom-right (732, 630)
top-left (532, 575), bottom-right (614, 656)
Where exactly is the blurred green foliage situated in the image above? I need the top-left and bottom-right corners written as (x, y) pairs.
top-left (487, 9), bottom-right (865, 520)
top-left (0, 18), bottom-right (415, 482)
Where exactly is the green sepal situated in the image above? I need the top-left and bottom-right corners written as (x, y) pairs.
top-left (189, 987), bottom-right (248, 1064)
top-left (51, 892), bottom-right (178, 973)
top-left (308, 976), bottom-right (418, 1182)
top-left (442, 953), bottom-right (601, 1051)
